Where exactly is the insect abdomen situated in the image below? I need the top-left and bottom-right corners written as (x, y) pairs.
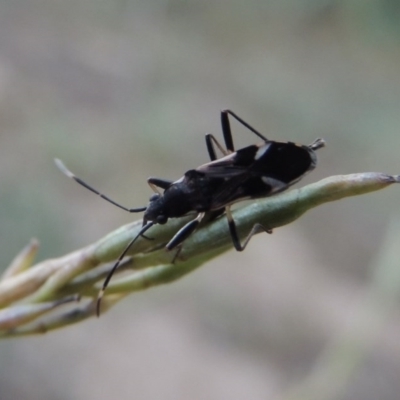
top-left (254, 142), bottom-right (316, 183)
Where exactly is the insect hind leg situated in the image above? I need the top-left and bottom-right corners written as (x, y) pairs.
top-left (221, 109), bottom-right (268, 144)
top-left (225, 206), bottom-right (272, 251)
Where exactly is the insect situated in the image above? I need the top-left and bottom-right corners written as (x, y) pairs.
top-left (56, 110), bottom-right (325, 314)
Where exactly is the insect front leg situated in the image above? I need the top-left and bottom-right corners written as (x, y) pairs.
top-left (225, 206), bottom-right (272, 251)
top-left (148, 177), bottom-right (174, 194)
top-left (165, 212), bottom-right (205, 263)
top-left (166, 212), bottom-right (205, 251)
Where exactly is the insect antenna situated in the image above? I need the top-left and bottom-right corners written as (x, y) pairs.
top-left (54, 159), bottom-right (147, 213)
top-left (96, 221), bottom-right (154, 316)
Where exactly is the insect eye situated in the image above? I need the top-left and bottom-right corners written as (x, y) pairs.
top-left (149, 193), bottom-right (160, 202)
top-left (156, 215), bottom-right (168, 225)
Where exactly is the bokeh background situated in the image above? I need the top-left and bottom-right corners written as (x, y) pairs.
top-left (1, 1), bottom-right (400, 399)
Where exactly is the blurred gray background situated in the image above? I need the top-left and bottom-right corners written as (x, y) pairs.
top-left (1, 1), bottom-right (400, 399)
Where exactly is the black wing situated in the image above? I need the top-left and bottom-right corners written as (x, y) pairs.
top-left (196, 144), bottom-right (260, 178)
top-left (194, 141), bottom-right (318, 210)
top-left (197, 141), bottom-right (316, 183)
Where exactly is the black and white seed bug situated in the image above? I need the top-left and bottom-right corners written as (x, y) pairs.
top-left (55, 109), bottom-right (325, 314)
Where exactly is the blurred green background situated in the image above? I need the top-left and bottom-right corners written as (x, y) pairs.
top-left (1, 1), bottom-right (400, 399)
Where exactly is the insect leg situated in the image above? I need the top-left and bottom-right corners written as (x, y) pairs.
top-left (221, 109), bottom-right (268, 143)
top-left (148, 177), bottom-right (173, 191)
top-left (225, 206), bottom-right (272, 251)
top-left (166, 212), bottom-right (205, 251)
top-left (55, 159), bottom-right (146, 213)
top-left (147, 178), bottom-right (174, 195)
top-left (205, 133), bottom-right (229, 161)
top-left (220, 111), bottom-right (235, 152)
